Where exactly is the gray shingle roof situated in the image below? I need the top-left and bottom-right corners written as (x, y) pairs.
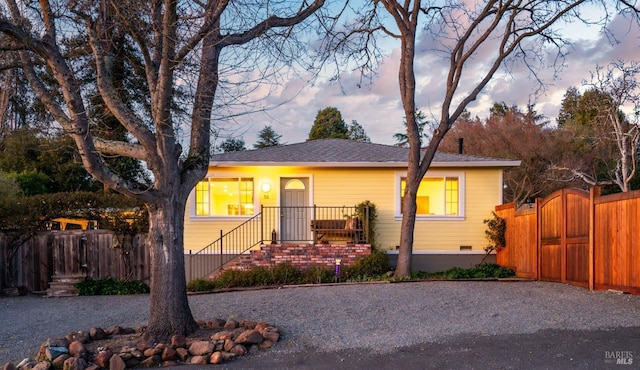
top-left (209, 139), bottom-right (520, 168)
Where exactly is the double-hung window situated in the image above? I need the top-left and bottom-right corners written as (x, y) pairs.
top-left (194, 178), bottom-right (255, 217)
top-left (397, 172), bottom-right (464, 219)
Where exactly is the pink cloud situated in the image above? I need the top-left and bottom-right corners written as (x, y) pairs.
top-left (228, 9), bottom-right (640, 147)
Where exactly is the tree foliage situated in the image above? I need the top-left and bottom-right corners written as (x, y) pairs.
top-left (0, 172), bottom-right (19, 199)
top-left (219, 138), bottom-right (246, 153)
top-left (347, 120), bottom-right (371, 142)
top-left (0, 191), bottom-right (148, 235)
top-left (0, 128), bottom-right (100, 194)
top-left (440, 103), bottom-right (571, 205)
top-left (308, 107), bottom-right (349, 140)
top-left (0, 67), bottom-right (54, 134)
top-left (254, 125), bottom-right (283, 148)
top-left (553, 61), bottom-right (640, 192)
top-left (393, 110), bottom-right (432, 147)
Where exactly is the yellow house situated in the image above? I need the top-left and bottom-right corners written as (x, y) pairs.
top-left (184, 139), bottom-right (520, 275)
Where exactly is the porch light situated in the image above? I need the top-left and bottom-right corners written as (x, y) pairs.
top-left (260, 182), bottom-right (272, 193)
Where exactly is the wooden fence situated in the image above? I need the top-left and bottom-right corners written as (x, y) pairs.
top-left (496, 187), bottom-right (640, 294)
top-left (494, 203), bottom-right (537, 279)
top-left (1, 230), bottom-right (150, 293)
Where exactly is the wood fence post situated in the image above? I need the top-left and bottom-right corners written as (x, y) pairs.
top-left (588, 187), bottom-right (600, 291)
top-left (535, 197), bottom-right (541, 281)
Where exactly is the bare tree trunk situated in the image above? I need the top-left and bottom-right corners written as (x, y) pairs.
top-left (396, 176), bottom-right (417, 277)
top-left (145, 194), bottom-right (198, 340)
top-left (391, 1), bottom-right (424, 278)
top-left (376, 0), bottom-right (594, 277)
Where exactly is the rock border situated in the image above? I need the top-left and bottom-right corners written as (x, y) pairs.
top-left (2, 319), bottom-right (280, 370)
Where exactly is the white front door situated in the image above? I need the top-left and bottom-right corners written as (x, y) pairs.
top-left (280, 178), bottom-right (309, 242)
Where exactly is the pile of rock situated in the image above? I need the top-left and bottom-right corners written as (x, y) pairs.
top-left (2, 319), bottom-right (280, 369)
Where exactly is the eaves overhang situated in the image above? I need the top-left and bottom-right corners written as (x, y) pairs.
top-left (210, 160), bottom-right (522, 168)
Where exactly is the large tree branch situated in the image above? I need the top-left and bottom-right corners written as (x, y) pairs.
top-left (174, 0), bottom-right (229, 62)
top-left (93, 138), bottom-right (148, 160)
top-left (446, 1), bottom-right (587, 125)
top-left (85, 21), bottom-right (156, 158)
top-left (551, 164), bottom-right (615, 187)
top-left (219, 0), bottom-right (325, 47)
top-left (183, 0), bottom-right (327, 187)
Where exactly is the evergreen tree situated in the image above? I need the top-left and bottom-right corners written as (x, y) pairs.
top-left (308, 107), bottom-right (349, 140)
top-left (254, 125), bottom-right (282, 148)
top-left (347, 120), bottom-right (371, 142)
top-left (393, 110), bottom-right (432, 147)
top-left (220, 138), bottom-right (246, 152)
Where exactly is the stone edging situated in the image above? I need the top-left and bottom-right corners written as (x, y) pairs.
top-left (3, 319), bottom-right (280, 370)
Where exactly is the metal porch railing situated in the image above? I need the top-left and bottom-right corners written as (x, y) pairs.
top-left (188, 205), bottom-right (369, 280)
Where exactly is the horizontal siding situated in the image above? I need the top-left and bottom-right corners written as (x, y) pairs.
top-left (408, 168), bottom-right (502, 252)
top-left (184, 166), bottom-right (504, 254)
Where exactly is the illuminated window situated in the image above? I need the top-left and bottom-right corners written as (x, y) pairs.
top-left (195, 178), bottom-right (254, 216)
top-left (195, 181), bottom-right (210, 216)
top-left (400, 176), bottom-right (459, 216)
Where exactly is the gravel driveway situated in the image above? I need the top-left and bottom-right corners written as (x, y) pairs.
top-left (1, 280), bottom-right (639, 365)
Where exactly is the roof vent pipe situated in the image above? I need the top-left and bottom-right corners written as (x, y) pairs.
top-left (457, 138), bottom-right (464, 154)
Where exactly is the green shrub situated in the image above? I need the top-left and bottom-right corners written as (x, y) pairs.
top-left (355, 200), bottom-right (378, 247)
top-left (444, 267), bottom-right (471, 279)
top-left (210, 264), bottom-right (303, 289)
top-left (301, 265), bottom-right (336, 284)
top-left (443, 263), bottom-right (515, 279)
top-left (247, 266), bottom-right (272, 286)
top-left (475, 263), bottom-right (515, 278)
top-left (412, 270), bottom-right (446, 280)
top-left (215, 269), bottom-right (253, 288)
top-left (187, 278), bottom-right (218, 292)
top-left (268, 263), bottom-right (302, 285)
top-left (344, 250), bottom-right (390, 279)
top-left (77, 277), bottom-right (149, 295)
top-left (187, 261), bottom-right (517, 292)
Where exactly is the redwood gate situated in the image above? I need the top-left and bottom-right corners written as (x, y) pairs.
top-left (538, 188), bottom-right (590, 287)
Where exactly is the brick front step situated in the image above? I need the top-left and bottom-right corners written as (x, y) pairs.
top-left (222, 243), bottom-right (371, 273)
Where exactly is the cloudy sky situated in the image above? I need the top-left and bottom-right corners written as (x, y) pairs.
top-left (219, 4), bottom-right (640, 147)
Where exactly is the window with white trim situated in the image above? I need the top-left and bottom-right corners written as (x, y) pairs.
top-left (194, 178), bottom-right (254, 216)
top-left (399, 173), bottom-right (463, 217)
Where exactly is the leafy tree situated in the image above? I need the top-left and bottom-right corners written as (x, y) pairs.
top-left (557, 87), bottom-right (583, 127)
top-left (308, 107), bottom-right (349, 140)
top-left (254, 125), bottom-right (282, 148)
top-left (347, 120), bottom-right (371, 142)
top-left (81, 31), bottom-right (153, 187)
top-left (440, 104), bottom-right (569, 205)
top-left (553, 61), bottom-right (640, 193)
top-left (0, 128), bottom-right (100, 194)
top-left (9, 170), bottom-right (49, 196)
top-left (393, 110), bottom-right (432, 147)
top-left (0, 172), bottom-right (19, 199)
top-left (220, 138), bottom-right (246, 153)
top-left (0, 0), bottom-right (326, 340)
top-left (489, 102), bottom-right (510, 118)
top-left (0, 66), bottom-right (54, 135)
